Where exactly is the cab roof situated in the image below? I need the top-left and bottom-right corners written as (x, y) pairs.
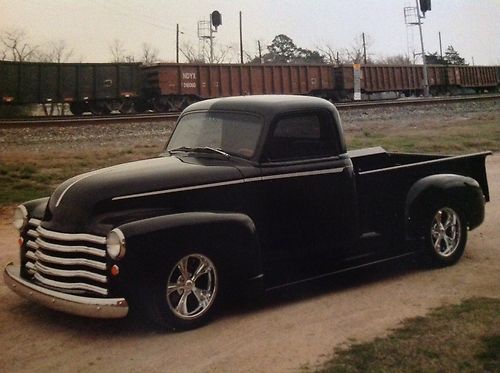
top-left (183, 95), bottom-right (339, 120)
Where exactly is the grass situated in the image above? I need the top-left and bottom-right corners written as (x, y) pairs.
top-left (345, 119), bottom-right (500, 154)
top-left (312, 297), bottom-right (500, 373)
top-left (0, 146), bottom-right (160, 205)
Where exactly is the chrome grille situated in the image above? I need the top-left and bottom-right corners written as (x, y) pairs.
top-left (24, 219), bottom-right (108, 296)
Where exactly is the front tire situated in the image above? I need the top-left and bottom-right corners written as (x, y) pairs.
top-left (425, 206), bottom-right (467, 266)
top-left (146, 252), bottom-right (220, 331)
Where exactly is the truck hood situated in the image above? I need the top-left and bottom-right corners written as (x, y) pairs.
top-left (43, 156), bottom-right (243, 233)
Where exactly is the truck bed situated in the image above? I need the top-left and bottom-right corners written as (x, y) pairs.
top-left (349, 147), bottom-right (491, 236)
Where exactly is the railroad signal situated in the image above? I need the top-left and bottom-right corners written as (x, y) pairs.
top-left (211, 11), bottom-right (222, 29)
top-left (419, 0), bottom-right (431, 14)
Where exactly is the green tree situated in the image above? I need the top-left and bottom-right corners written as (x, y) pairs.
top-left (425, 52), bottom-right (447, 65)
top-left (296, 48), bottom-right (325, 64)
top-left (267, 34), bottom-right (298, 63)
top-left (262, 34), bottom-right (325, 64)
top-left (444, 45), bottom-right (466, 65)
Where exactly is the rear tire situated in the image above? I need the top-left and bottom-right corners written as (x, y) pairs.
top-left (145, 252), bottom-right (220, 331)
top-left (424, 206), bottom-right (467, 266)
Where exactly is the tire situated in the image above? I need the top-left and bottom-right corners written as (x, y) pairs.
top-left (146, 252), bottom-right (220, 331)
top-left (69, 102), bottom-right (85, 116)
top-left (424, 206), bottom-right (467, 266)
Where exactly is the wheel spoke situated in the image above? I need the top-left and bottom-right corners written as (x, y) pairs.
top-left (192, 258), bottom-right (211, 281)
top-left (175, 290), bottom-right (190, 316)
top-left (192, 287), bottom-right (210, 309)
top-left (443, 213), bottom-right (456, 229)
top-left (434, 236), bottom-right (443, 252)
top-left (435, 210), bottom-right (443, 225)
top-left (177, 257), bottom-right (190, 280)
top-left (443, 236), bottom-right (454, 255)
top-left (167, 282), bottom-right (183, 295)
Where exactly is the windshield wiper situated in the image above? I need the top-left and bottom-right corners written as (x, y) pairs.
top-left (168, 146), bottom-right (231, 159)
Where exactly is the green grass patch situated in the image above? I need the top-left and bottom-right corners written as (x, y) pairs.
top-left (345, 120), bottom-right (500, 154)
top-left (0, 162), bottom-right (53, 204)
top-left (313, 297), bottom-right (500, 373)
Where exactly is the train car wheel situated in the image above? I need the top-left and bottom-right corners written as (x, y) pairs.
top-left (89, 102), bottom-right (110, 115)
top-left (69, 102), bottom-right (85, 116)
top-left (153, 97), bottom-right (172, 112)
top-left (118, 99), bottom-right (134, 114)
top-left (42, 102), bottom-right (56, 116)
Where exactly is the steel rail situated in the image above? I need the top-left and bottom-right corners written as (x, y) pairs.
top-left (335, 93), bottom-right (500, 110)
top-left (0, 112), bottom-right (181, 127)
top-left (1, 94), bottom-right (498, 127)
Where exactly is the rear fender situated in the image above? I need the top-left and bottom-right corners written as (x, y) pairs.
top-left (405, 174), bottom-right (485, 239)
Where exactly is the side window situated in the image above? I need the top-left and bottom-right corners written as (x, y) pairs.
top-left (265, 112), bottom-right (338, 161)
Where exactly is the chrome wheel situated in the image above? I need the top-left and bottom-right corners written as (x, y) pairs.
top-left (430, 207), bottom-right (462, 258)
top-left (166, 254), bottom-right (218, 320)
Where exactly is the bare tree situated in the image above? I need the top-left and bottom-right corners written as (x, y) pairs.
top-left (180, 42), bottom-right (204, 63)
top-left (0, 28), bottom-right (38, 61)
top-left (317, 44), bottom-right (348, 65)
top-left (141, 43), bottom-right (159, 64)
top-left (109, 39), bottom-right (134, 62)
top-left (345, 33), bottom-right (373, 64)
top-left (212, 45), bottom-right (236, 63)
top-left (37, 40), bottom-right (74, 63)
top-left (376, 54), bottom-right (413, 65)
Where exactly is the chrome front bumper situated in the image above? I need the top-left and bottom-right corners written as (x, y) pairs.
top-left (3, 262), bottom-right (128, 319)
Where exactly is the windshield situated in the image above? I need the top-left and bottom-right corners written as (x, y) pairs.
top-left (166, 111), bottom-right (263, 159)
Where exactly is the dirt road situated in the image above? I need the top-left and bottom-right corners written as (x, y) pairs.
top-left (0, 156), bottom-right (499, 373)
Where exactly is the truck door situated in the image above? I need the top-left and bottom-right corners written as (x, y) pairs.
top-left (258, 110), bottom-right (358, 285)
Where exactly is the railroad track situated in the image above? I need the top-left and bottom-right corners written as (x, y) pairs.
top-left (335, 93), bottom-right (500, 109)
top-left (0, 112), bottom-right (181, 127)
top-left (1, 94), bottom-right (498, 127)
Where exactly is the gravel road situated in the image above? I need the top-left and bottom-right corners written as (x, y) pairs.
top-left (0, 101), bottom-right (498, 372)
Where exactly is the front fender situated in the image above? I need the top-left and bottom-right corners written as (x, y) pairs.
top-left (22, 197), bottom-right (49, 219)
top-left (405, 174), bottom-right (485, 238)
top-left (113, 211), bottom-right (263, 285)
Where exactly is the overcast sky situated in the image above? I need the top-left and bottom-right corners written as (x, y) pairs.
top-left (1, 0), bottom-right (499, 65)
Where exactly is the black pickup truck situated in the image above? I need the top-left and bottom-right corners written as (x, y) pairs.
top-left (4, 95), bottom-right (490, 330)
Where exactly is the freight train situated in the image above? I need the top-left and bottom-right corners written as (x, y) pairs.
top-left (1, 60), bottom-right (499, 115)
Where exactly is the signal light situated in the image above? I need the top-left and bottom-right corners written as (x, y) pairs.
top-left (211, 11), bottom-right (222, 28)
top-left (419, 0), bottom-right (431, 14)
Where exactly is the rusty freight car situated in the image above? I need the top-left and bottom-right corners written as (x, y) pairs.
top-left (142, 63), bottom-right (335, 111)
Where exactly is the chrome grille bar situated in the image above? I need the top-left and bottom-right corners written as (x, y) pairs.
top-left (37, 226), bottom-right (106, 245)
top-left (35, 251), bottom-right (106, 271)
top-left (34, 273), bottom-right (108, 296)
top-left (35, 262), bottom-right (107, 284)
top-left (36, 238), bottom-right (105, 258)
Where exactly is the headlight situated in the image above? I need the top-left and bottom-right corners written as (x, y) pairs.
top-left (13, 205), bottom-right (28, 232)
top-left (106, 229), bottom-right (126, 260)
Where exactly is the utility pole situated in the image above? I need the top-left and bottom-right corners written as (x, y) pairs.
top-left (257, 40), bottom-right (262, 64)
top-left (438, 31), bottom-right (443, 58)
top-left (176, 23), bottom-right (180, 63)
top-left (239, 11), bottom-right (244, 64)
top-left (209, 14), bottom-right (214, 63)
top-left (362, 32), bottom-right (367, 64)
top-left (416, 0), bottom-right (429, 96)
